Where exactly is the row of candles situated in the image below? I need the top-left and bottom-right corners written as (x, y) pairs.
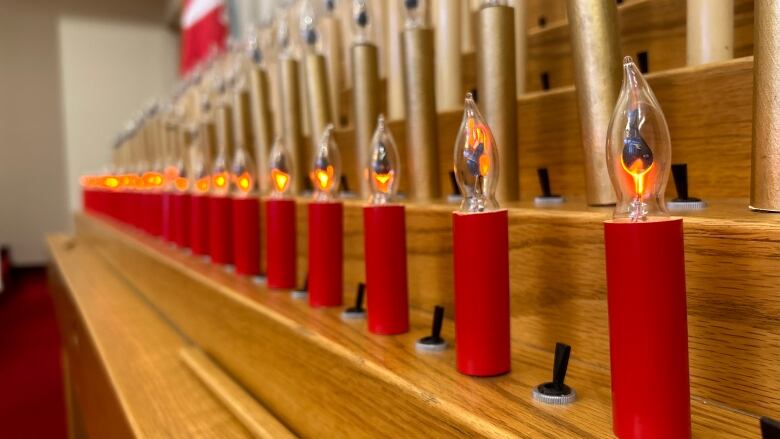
top-left (78, 0), bottom-right (780, 436)
top-left (83, 39), bottom-right (692, 436)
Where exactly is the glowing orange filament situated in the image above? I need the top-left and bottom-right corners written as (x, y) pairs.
top-left (373, 171), bottom-right (393, 193)
top-left (174, 177), bottom-right (189, 192)
top-left (312, 165), bottom-right (334, 191)
top-left (271, 169), bottom-right (290, 193)
top-left (214, 173), bottom-right (228, 189)
top-left (195, 177), bottom-right (210, 193)
top-left (104, 177), bottom-right (119, 189)
top-left (236, 172), bottom-right (253, 192)
top-left (621, 158), bottom-right (654, 196)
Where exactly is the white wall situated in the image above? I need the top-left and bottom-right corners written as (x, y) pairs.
top-left (59, 16), bottom-right (178, 214)
top-left (0, 0), bottom-right (178, 265)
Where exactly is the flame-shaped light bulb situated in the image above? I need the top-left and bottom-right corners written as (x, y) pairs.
top-left (299, 0), bottom-right (322, 54)
top-left (453, 93), bottom-right (499, 213)
top-left (352, 0), bottom-right (373, 44)
top-left (310, 124), bottom-right (342, 201)
top-left (402, 0), bottom-right (429, 29)
top-left (269, 137), bottom-right (293, 198)
top-left (231, 145), bottom-right (257, 198)
top-left (606, 56), bottom-right (671, 222)
top-left (368, 115), bottom-right (400, 205)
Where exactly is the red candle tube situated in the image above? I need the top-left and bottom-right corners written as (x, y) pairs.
top-left (265, 198), bottom-right (297, 289)
top-left (141, 192), bottom-right (154, 234)
top-left (452, 209), bottom-right (511, 377)
top-left (604, 218), bottom-right (691, 439)
top-left (209, 195), bottom-right (233, 265)
top-left (162, 192), bottom-right (174, 242)
top-left (363, 204), bottom-right (409, 335)
top-left (122, 191), bottom-right (134, 225)
top-left (174, 193), bottom-right (191, 248)
top-left (307, 202), bottom-right (343, 307)
top-left (190, 195), bottom-right (210, 256)
top-left (232, 198), bottom-right (261, 276)
top-left (149, 192), bottom-right (163, 237)
top-left (133, 192), bottom-right (145, 231)
top-left (82, 188), bottom-right (92, 212)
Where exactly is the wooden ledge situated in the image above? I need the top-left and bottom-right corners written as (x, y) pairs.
top-left (74, 214), bottom-right (763, 437)
top-left (47, 234), bottom-right (252, 438)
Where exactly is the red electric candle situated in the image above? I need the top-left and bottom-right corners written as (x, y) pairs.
top-left (190, 174), bottom-right (211, 256)
top-left (142, 170), bottom-right (164, 236)
top-left (265, 138), bottom-right (297, 289)
top-left (603, 56), bottom-right (691, 439)
top-left (173, 175), bottom-right (191, 249)
top-left (231, 146), bottom-right (261, 276)
top-left (451, 93), bottom-right (510, 377)
top-left (307, 125), bottom-right (344, 308)
top-left (209, 169), bottom-right (233, 265)
top-left (363, 116), bottom-right (409, 335)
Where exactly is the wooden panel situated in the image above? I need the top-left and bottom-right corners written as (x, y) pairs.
top-left (180, 347), bottom-right (297, 439)
top-left (526, 0), bottom-right (754, 92)
top-left (47, 235), bottom-right (251, 439)
top-left (74, 214), bottom-right (763, 438)
top-left (286, 197), bottom-right (780, 417)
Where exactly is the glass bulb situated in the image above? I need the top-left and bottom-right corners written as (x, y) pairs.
top-left (368, 115), bottom-right (400, 205)
top-left (352, 0), bottom-right (372, 44)
top-left (402, 0), bottom-right (429, 29)
top-left (453, 92), bottom-right (499, 213)
top-left (269, 137), bottom-right (293, 198)
top-left (231, 146), bottom-right (257, 197)
top-left (190, 137), bottom-right (211, 196)
top-left (211, 145), bottom-right (231, 196)
top-left (299, 0), bottom-right (322, 54)
top-left (310, 124), bottom-right (341, 201)
top-left (606, 56), bottom-right (671, 222)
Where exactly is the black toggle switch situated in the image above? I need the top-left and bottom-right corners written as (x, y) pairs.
top-left (762, 417), bottom-right (780, 439)
top-left (534, 168), bottom-right (565, 206)
top-left (532, 343), bottom-right (577, 404)
top-left (291, 274), bottom-right (308, 299)
top-left (342, 283), bottom-right (367, 320)
top-left (416, 305), bottom-right (447, 352)
top-left (540, 72), bottom-right (551, 91)
top-left (668, 163), bottom-right (707, 210)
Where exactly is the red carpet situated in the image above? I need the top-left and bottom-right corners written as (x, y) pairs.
top-left (0, 267), bottom-right (67, 438)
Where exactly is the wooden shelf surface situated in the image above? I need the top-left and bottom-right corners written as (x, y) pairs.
top-left (73, 213), bottom-right (768, 438)
top-left (47, 234), bottom-right (254, 438)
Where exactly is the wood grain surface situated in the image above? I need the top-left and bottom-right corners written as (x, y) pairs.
top-left (526, 0), bottom-right (754, 92)
top-left (74, 213), bottom-right (769, 437)
top-left (180, 347), bottom-right (297, 439)
top-left (47, 235), bottom-right (251, 438)
top-left (286, 197), bottom-right (780, 418)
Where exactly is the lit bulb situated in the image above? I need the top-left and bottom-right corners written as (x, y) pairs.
top-left (310, 124), bottom-right (342, 201)
top-left (367, 115), bottom-right (400, 204)
top-left (231, 147), bottom-right (257, 197)
top-left (269, 137), bottom-right (293, 198)
top-left (352, 0), bottom-right (373, 44)
top-left (299, 0), bottom-right (322, 53)
top-left (453, 93), bottom-right (499, 213)
top-left (402, 0), bottom-right (429, 29)
top-left (606, 56), bottom-right (671, 222)
top-left (143, 170), bottom-right (164, 191)
top-left (104, 176), bottom-right (120, 190)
